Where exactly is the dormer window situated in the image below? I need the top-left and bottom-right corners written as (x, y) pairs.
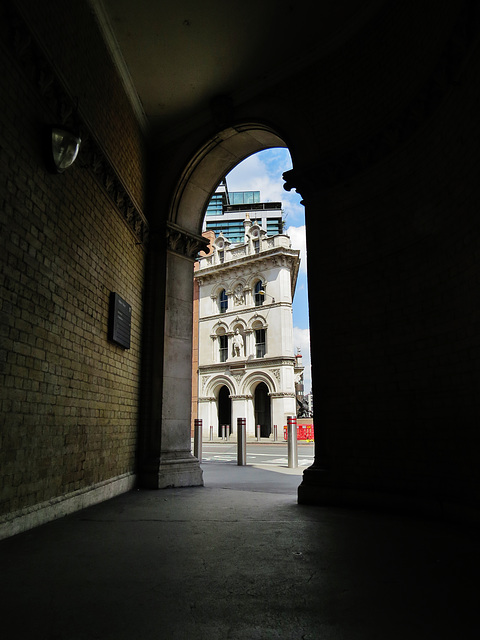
top-left (215, 236), bottom-right (226, 263)
top-left (251, 227), bottom-right (260, 254)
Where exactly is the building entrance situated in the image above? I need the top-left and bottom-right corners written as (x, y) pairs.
top-left (218, 385), bottom-right (231, 437)
top-left (254, 382), bottom-right (271, 437)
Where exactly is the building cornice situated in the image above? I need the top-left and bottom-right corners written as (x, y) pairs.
top-left (196, 246), bottom-right (300, 280)
top-left (199, 301), bottom-right (290, 324)
top-left (88, 0), bottom-right (149, 132)
top-left (196, 244), bottom-right (300, 298)
top-left (269, 392), bottom-right (296, 399)
top-left (198, 356), bottom-right (296, 375)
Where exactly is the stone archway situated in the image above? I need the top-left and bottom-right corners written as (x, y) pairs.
top-left (169, 124), bottom-right (288, 234)
top-left (254, 382), bottom-right (271, 438)
top-left (140, 124), bottom-right (290, 488)
top-left (217, 385), bottom-right (232, 437)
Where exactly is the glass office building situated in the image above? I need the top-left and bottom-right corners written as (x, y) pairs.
top-left (203, 181), bottom-right (284, 244)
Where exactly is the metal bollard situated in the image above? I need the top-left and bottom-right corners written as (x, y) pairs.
top-left (194, 418), bottom-right (202, 461)
top-left (256, 424), bottom-right (261, 441)
top-left (287, 416), bottom-right (298, 468)
top-left (226, 424), bottom-right (230, 441)
top-left (209, 425), bottom-right (213, 441)
top-left (273, 424), bottom-right (278, 441)
top-left (221, 424), bottom-right (226, 441)
top-left (237, 418), bottom-right (246, 465)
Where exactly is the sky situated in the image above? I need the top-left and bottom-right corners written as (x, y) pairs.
top-left (225, 148), bottom-right (312, 394)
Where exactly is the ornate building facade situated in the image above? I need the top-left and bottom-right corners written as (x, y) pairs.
top-left (195, 215), bottom-right (302, 439)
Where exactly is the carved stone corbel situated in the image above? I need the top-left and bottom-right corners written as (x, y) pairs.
top-left (166, 222), bottom-right (209, 260)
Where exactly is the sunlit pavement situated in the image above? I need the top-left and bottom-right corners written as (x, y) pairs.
top-left (198, 442), bottom-right (314, 471)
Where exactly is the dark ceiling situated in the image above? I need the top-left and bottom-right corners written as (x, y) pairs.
top-left (91, 0), bottom-right (384, 137)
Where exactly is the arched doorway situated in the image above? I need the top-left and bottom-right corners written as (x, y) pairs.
top-left (218, 385), bottom-right (231, 437)
top-left (254, 382), bottom-right (271, 438)
top-left (143, 124), bottom-right (292, 488)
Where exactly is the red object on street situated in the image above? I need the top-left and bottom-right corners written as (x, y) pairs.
top-left (284, 424), bottom-right (314, 441)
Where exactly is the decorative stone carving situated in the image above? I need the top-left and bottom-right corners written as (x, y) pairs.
top-left (166, 222), bottom-right (209, 259)
top-left (269, 392), bottom-right (296, 398)
top-left (233, 284), bottom-right (245, 306)
top-left (231, 370), bottom-right (246, 385)
top-left (201, 376), bottom-right (211, 394)
top-left (231, 246), bottom-right (247, 259)
top-left (232, 329), bottom-right (244, 357)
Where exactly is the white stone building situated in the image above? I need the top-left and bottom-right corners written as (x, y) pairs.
top-left (195, 215), bottom-right (302, 439)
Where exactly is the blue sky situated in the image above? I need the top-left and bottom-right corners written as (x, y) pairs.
top-left (225, 148), bottom-right (312, 393)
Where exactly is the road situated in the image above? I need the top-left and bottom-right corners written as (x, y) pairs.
top-left (197, 442), bottom-right (314, 468)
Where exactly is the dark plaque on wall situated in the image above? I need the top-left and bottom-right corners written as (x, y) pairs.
top-left (108, 292), bottom-right (132, 349)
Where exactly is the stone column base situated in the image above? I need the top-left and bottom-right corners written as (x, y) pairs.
top-left (140, 452), bottom-right (204, 489)
top-left (297, 466), bottom-right (332, 505)
top-left (298, 466), bottom-right (480, 525)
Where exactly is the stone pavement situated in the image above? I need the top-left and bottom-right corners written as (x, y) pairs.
top-left (0, 462), bottom-right (479, 639)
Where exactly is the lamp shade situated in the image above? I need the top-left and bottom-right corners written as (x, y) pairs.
top-left (51, 127), bottom-right (81, 172)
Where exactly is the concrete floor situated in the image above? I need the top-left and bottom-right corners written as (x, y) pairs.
top-left (1, 462), bottom-right (479, 639)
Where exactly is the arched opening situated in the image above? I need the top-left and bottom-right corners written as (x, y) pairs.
top-left (254, 280), bottom-right (264, 306)
top-left (217, 385), bottom-right (231, 437)
top-left (169, 124), bottom-right (288, 234)
top-left (151, 123), bottom-right (307, 489)
top-left (219, 288), bottom-right (228, 313)
top-left (254, 382), bottom-right (271, 438)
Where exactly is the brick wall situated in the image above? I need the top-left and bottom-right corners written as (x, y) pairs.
top-left (15, 0), bottom-right (145, 209)
top-left (0, 2), bottom-right (146, 518)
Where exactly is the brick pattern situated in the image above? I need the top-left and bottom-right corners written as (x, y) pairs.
top-left (15, 0), bottom-right (145, 210)
top-left (0, 6), bottom-right (145, 516)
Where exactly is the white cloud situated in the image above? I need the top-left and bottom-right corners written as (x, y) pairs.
top-left (293, 326), bottom-right (312, 394)
top-left (226, 153), bottom-right (285, 202)
top-left (225, 149), bottom-right (305, 226)
top-left (286, 225), bottom-right (307, 274)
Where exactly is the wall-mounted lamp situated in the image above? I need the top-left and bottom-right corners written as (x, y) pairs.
top-left (51, 127), bottom-right (81, 172)
top-left (259, 290), bottom-right (275, 304)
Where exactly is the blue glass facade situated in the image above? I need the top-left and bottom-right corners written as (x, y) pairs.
top-left (205, 194), bottom-right (225, 216)
top-left (205, 221), bottom-right (245, 244)
top-left (230, 191), bottom-right (260, 205)
top-left (203, 187), bottom-right (283, 244)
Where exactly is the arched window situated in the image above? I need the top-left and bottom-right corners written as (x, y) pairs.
top-left (219, 289), bottom-right (228, 313)
top-left (216, 327), bottom-right (228, 362)
top-left (254, 280), bottom-right (264, 307)
top-left (219, 334), bottom-right (228, 362)
top-left (255, 328), bottom-right (266, 358)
